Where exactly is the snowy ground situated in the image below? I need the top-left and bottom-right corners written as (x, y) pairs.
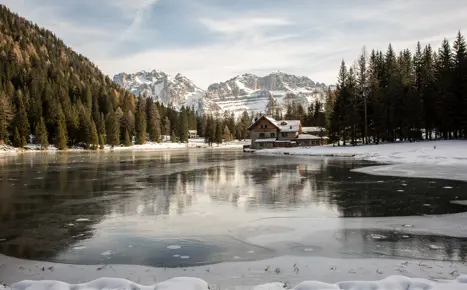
top-left (2, 253), bottom-right (467, 289)
top-left (0, 139), bottom-right (249, 153)
top-left (257, 140), bottom-right (467, 181)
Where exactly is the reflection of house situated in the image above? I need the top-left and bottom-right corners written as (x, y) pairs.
top-left (248, 116), bottom-right (328, 149)
top-left (188, 130), bottom-right (198, 139)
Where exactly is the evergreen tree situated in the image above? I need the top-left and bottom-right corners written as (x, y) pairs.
top-left (98, 133), bottom-right (104, 150)
top-left (135, 97), bottom-right (147, 145)
top-left (123, 128), bottom-right (131, 146)
top-left (453, 31), bottom-right (467, 137)
top-left (223, 125), bottom-right (231, 141)
top-left (55, 105), bottom-right (68, 150)
top-left (34, 117), bottom-right (48, 150)
top-left (205, 115), bottom-right (214, 145)
top-left (12, 127), bottom-right (22, 148)
top-left (170, 130), bottom-right (177, 143)
top-left (78, 106), bottom-right (91, 148)
top-left (14, 90), bottom-right (29, 147)
top-left (164, 116), bottom-right (171, 139)
top-left (215, 120), bottom-right (223, 144)
top-left (146, 98), bottom-right (161, 142)
top-left (90, 120), bottom-right (99, 150)
top-left (106, 110), bottom-right (120, 148)
top-left (178, 109), bottom-right (189, 142)
top-left (0, 91), bottom-right (14, 144)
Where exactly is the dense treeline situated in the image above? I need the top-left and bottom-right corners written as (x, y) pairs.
top-left (328, 31), bottom-right (467, 145)
top-left (264, 95), bottom-right (327, 128)
top-left (0, 5), bottom-right (238, 149)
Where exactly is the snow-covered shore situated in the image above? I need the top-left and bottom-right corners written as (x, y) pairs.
top-left (1, 253), bottom-right (466, 290)
top-left (257, 140), bottom-right (467, 181)
top-left (257, 140), bottom-right (467, 166)
top-left (0, 139), bottom-right (248, 154)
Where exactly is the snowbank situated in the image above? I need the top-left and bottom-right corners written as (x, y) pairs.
top-left (258, 141), bottom-right (467, 166)
top-left (0, 139), bottom-right (249, 153)
top-left (6, 275), bottom-right (467, 290)
top-left (2, 252), bottom-right (467, 290)
top-left (257, 140), bottom-right (467, 181)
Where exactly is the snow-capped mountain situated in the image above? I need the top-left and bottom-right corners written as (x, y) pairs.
top-left (113, 70), bottom-right (220, 114)
top-left (206, 72), bottom-right (328, 116)
top-left (113, 70), bottom-right (329, 116)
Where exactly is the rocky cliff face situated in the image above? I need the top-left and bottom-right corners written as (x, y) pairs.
top-left (206, 72), bottom-right (328, 116)
top-left (114, 70), bottom-right (329, 116)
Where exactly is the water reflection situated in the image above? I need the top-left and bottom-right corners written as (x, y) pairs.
top-left (0, 150), bottom-right (467, 266)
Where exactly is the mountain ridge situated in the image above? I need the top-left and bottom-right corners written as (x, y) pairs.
top-left (113, 70), bottom-right (331, 116)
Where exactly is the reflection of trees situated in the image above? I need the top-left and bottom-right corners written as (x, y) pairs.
top-left (0, 152), bottom-right (111, 260)
top-left (340, 229), bottom-right (467, 262)
top-left (314, 164), bottom-right (467, 217)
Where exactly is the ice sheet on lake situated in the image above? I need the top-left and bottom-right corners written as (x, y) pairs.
top-left (7, 275), bottom-right (467, 290)
top-left (258, 140), bottom-right (467, 181)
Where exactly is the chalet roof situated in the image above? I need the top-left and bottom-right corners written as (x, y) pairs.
top-left (188, 130), bottom-right (197, 134)
top-left (302, 126), bottom-right (325, 133)
top-left (254, 138), bottom-right (277, 143)
top-left (297, 134), bottom-right (322, 140)
top-left (277, 120), bottom-right (301, 132)
top-left (247, 116), bottom-right (280, 130)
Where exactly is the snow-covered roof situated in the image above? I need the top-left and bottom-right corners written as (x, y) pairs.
top-left (254, 138), bottom-right (277, 143)
top-left (302, 126), bottom-right (325, 133)
top-left (277, 120), bottom-right (301, 132)
top-left (248, 116), bottom-right (280, 130)
top-left (188, 130), bottom-right (197, 134)
top-left (297, 134), bottom-right (322, 140)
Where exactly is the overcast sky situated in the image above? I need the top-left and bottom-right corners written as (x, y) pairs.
top-left (2, 0), bottom-right (467, 88)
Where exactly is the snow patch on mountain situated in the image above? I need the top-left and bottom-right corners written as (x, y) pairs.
top-left (113, 70), bottom-right (329, 116)
top-left (113, 70), bottom-right (220, 115)
top-left (207, 72), bottom-right (329, 117)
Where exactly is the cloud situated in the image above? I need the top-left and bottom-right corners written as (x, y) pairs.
top-left (2, 0), bottom-right (467, 88)
top-left (199, 17), bottom-right (293, 34)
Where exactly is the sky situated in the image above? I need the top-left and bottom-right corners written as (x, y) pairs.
top-left (2, 0), bottom-right (467, 88)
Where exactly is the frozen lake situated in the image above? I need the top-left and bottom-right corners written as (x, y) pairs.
top-left (1, 150), bottom-right (467, 267)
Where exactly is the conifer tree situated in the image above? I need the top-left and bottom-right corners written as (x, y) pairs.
top-left (90, 120), bottom-right (98, 150)
top-left (14, 90), bottom-right (29, 146)
top-left (13, 127), bottom-right (22, 148)
top-left (179, 109), bottom-right (189, 142)
top-left (106, 110), bottom-right (120, 148)
top-left (0, 91), bottom-right (14, 144)
top-left (135, 97), bottom-right (147, 144)
top-left (35, 117), bottom-right (48, 150)
top-left (56, 105), bottom-right (68, 150)
top-left (215, 120), bottom-right (223, 144)
top-left (164, 116), bottom-right (171, 139)
top-left (98, 133), bottom-right (105, 150)
top-left (453, 31), bottom-right (467, 137)
top-left (170, 130), bottom-right (177, 143)
top-left (146, 98), bottom-right (161, 142)
top-left (123, 128), bottom-right (131, 146)
top-left (223, 125), bottom-right (231, 141)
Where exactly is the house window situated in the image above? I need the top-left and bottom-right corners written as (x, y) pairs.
top-left (259, 133), bottom-right (265, 138)
top-left (264, 125), bottom-right (267, 128)
top-left (282, 132), bottom-right (287, 137)
top-left (270, 133), bottom-right (275, 138)
top-left (290, 126), bottom-right (292, 129)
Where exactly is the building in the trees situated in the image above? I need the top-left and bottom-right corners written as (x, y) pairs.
top-left (302, 126), bottom-right (326, 137)
top-left (188, 130), bottom-right (198, 139)
top-left (247, 116), bottom-right (328, 149)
